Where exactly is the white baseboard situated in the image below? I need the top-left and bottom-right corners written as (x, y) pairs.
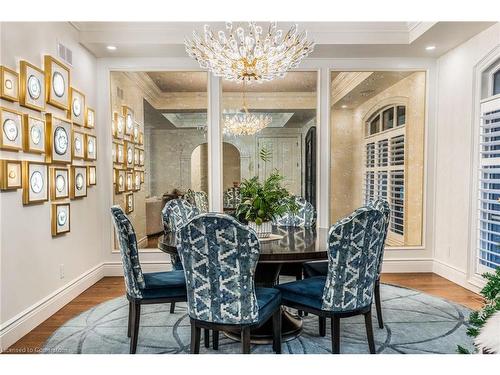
top-left (381, 258), bottom-right (433, 273)
top-left (432, 259), bottom-right (482, 294)
top-left (0, 263), bottom-right (104, 353)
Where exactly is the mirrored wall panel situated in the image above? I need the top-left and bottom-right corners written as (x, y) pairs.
top-left (330, 71), bottom-right (426, 247)
top-left (110, 71), bottom-right (208, 249)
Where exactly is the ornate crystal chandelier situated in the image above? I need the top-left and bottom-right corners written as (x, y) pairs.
top-left (185, 22), bottom-right (314, 83)
top-left (223, 83), bottom-right (271, 136)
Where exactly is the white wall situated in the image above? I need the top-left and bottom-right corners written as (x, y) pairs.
top-left (434, 23), bottom-right (500, 291)
top-left (0, 22), bottom-right (103, 350)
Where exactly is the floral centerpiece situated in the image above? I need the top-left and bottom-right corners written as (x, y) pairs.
top-left (236, 172), bottom-right (298, 238)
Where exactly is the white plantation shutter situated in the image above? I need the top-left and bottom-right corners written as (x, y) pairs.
top-left (477, 97), bottom-right (500, 272)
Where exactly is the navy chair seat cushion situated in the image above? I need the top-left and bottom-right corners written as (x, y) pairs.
top-left (303, 261), bottom-right (328, 278)
top-left (255, 287), bottom-right (281, 323)
top-left (275, 276), bottom-right (326, 311)
top-left (138, 271), bottom-right (187, 300)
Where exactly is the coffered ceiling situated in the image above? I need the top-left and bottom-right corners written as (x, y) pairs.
top-left (72, 21), bottom-right (495, 58)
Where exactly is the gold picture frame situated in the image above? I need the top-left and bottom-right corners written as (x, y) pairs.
top-left (69, 87), bottom-right (86, 126)
top-left (115, 168), bottom-right (126, 194)
top-left (84, 134), bottom-right (97, 161)
top-left (45, 113), bottom-right (72, 164)
top-left (1, 107), bottom-right (24, 151)
top-left (0, 160), bottom-right (22, 190)
top-left (133, 122), bottom-right (140, 143)
top-left (138, 131), bottom-right (144, 145)
top-left (1, 66), bottom-right (19, 102)
top-left (124, 192), bottom-right (134, 214)
top-left (23, 114), bottom-right (46, 154)
top-left (19, 60), bottom-right (45, 111)
top-left (126, 171), bottom-right (133, 191)
top-left (22, 161), bottom-right (48, 205)
top-left (113, 112), bottom-right (125, 139)
top-left (70, 166), bottom-right (87, 199)
top-left (50, 167), bottom-right (69, 200)
top-left (124, 141), bottom-right (134, 168)
top-left (87, 165), bottom-right (96, 186)
top-left (51, 203), bottom-right (70, 237)
top-left (138, 149), bottom-right (145, 166)
top-left (72, 130), bottom-right (85, 159)
top-left (116, 142), bottom-right (125, 165)
top-left (86, 107), bottom-right (95, 129)
top-left (134, 171), bottom-right (141, 191)
top-left (134, 148), bottom-right (140, 166)
top-left (45, 55), bottom-right (70, 110)
top-left (122, 106), bottom-right (134, 136)
top-left (140, 171), bottom-right (145, 183)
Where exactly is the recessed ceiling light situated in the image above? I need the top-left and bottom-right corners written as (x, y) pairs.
top-left (341, 105), bottom-right (347, 109)
top-left (107, 45), bottom-right (117, 51)
top-left (425, 45), bottom-right (436, 51)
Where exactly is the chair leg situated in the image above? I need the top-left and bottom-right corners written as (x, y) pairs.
top-left (130, 303), bottom-right (141, 354)
top-left (127, 301), bottom-right (133, 338)
top-left (364, 310), bottom-right (376, 354)
top-left (319, 316), bottom-right (326, 337)
top-left (296, 271), bottom-right (303, 317)
top-left (241, 327), bottom-right (251, 354)
top-left (213, 330), bottom-right (219, 350)
top-left (204, 328), bottom-right (210, 348)
top-left (190, 321), bottom-right (201, 354)
top-left (170, 302), bottom-right (176, 314)
top-left (331, 316), bottom-right (340, 354)
top-left (272, 310), bottom-right (282, 354)
top-left (374, 280), bottom-right (383, 329)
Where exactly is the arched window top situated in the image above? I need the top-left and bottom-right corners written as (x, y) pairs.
top-left (365, 104), bottom-right (406, 137)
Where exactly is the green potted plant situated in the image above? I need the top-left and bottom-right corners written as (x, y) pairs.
top-left (236, 171), bottom-right (298, 238)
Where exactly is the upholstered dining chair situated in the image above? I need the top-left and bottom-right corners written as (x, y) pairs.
top-left (161, 199), bottom-right (199, 313)
top-left (302, 200), bottom-right (390, 329)
top-left (110, 206), bottom-right (187, 354)
top-left (176, 213), bottom-right (282, 354)
top-left (275, 205), bottom-right (387, 354)
top-left (273, 196), bottom-right (316, 228)
top-left (223, 187), bottom-right (241, 209)
top-left (184, 189), bottom-right (209, 213)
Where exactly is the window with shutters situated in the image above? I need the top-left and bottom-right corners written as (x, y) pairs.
top-left (364, 104), bottom-right (406, 245)
top-left (477, 98), bottom-right (500, 272)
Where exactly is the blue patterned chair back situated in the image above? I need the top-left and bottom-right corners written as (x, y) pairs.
top-left (110, 206), bottom-right (145, 299)
top-left (273, 196), bottom-right (316, 227)
top-left (367, 200), bottom-right (390, 278)
top-left (185, 189), bottom-right (209, 213)
top-left (223, 187), bottom-right (241, 209)
top-left (162, 198), bottom-right (200, 233)
top-left (176, 213), bottom-right (261, 324)
top-left (321, 206), bottom-right (386, 312)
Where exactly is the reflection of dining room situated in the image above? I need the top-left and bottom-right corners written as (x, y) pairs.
top-left (2, 18), bottom-right (500, 361)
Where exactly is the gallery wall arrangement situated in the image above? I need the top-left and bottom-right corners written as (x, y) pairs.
top-left (0, 55), bottom-right (97, 237)
top-left (112, 105), bottom-right (145, 214)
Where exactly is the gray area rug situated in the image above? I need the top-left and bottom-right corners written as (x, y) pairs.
top-left (42, 284), bottom-right (475, 354)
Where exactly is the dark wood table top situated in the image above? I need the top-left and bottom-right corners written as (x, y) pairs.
top-left (158, 225), bottom-right (329, 263)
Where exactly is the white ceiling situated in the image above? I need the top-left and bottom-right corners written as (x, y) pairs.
top-left (71, 21), bottom-right (495, 58)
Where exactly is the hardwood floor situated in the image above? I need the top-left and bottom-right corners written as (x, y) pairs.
top-left (4, 273), bottom-right (483, 354)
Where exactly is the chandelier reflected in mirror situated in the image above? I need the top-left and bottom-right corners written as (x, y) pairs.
top-left (223, 82), bottom-right (271, 136)
top-left (185, 22), bottom-right (314, 83)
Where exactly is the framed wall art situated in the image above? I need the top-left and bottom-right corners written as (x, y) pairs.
top-left (138, 131), bottom-right (144, 145)
top-left (115, 169), bottom-right (126, 194)
top-left (1, 107), bottom-right (23, 151)
top-left (124, 141), bottom-right (134, 168)
top-left (116, 143), bottom-right (125, 165)
top-left (113, 112), bottom-right (125, 139)
top-left (45, 114), bottom-right (72, 164)
top-left (70, 166), bottom-right (87, 199)
top-left (22, 161), bottom-right (48, 205)
top-left (19, 61), bottom-right (45, 111)
top-left (133, 122), bottom-right (140, 143)
top-left (86, 107), bottom-right (95, 129)
top-left (124, 192), bottom-right (134, 214)
top-left (122, 106), bottom-right (134, 137)
top-left (126, 171), bottom-right (133, 191)
top-left (134, 148), bottom-right (139, 166)
top-left (0, 66), bottom-right (19, 102)
top-left (50, 167), bottom-right (69, 200)
top-left (139, 149), bottom-right (145, 166)
top-left (140, 171), bottom-right (145, 183)
top-left (72, 130), bottom-right (85, 159)
top-left (87, 165), bottom-right (96, 186)
top-left (23, 114), bottom-right (46, 154)
top-left (85, 134), bottom-right (97, 161)
top-left (0, 160), bottom-right (22, 190)
top-left (112, 142), bottom-right (117, 163)
top-left (44, 55), bottom-right (70, 110)
top-left (134, 171), bottom-right (141, 191)
top-left (69, 87), bottom-right (86, 126)
top-left (51, 203), bottom-right (70, 236)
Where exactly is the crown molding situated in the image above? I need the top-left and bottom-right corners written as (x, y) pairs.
top-left (331, 72), bottom-right (373, 105)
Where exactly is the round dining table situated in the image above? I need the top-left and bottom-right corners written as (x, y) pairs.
top-left (158, 225), bottom-right (329, 343)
